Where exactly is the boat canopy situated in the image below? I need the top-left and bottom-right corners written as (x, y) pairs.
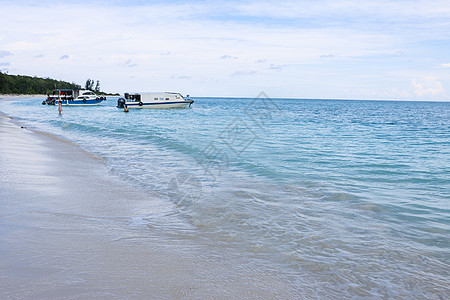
top-left (51, 89), bottom-right (78, 96)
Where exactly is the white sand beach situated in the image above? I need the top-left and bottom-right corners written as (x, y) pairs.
top-left (0, 107), bottom-right (296, 298)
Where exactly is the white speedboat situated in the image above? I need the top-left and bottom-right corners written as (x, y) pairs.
top-left (117, 92), bottom-right (194, 109)
top-left (42, 89), bottom-right (106, 106)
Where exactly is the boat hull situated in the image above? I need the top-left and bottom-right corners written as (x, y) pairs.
top-left (43, 89), bottom-right (106, 106)
top-left (125, 101), bottom-right (193, 109)
top-left (61, 99), bottom-right (105, 106)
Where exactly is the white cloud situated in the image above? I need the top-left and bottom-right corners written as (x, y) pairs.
top-left (220, 55), bottom-right (238, 60)
top-left (0, 50), bottom-right (13, 57)
top-left (269, 64), bottom-right (288, 70)
top-left (232, 70), bottom-right (257, 77)
top-left (0, 1), bottom-right (449, 99)
top-left (440, 63), bottom-right (450, 68)
top-left (388, 88), bottom-right (411, 99)
top-left (235, 0), bottom-right (450, 21)
top-left (123, 59), bottom-right (138, 68)
top-left (411, 78), bottom-right (445, 98)
top-left (171, 75), bottom-right (191, 80)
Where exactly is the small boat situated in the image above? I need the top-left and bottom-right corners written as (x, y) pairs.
top-left (42, 89), bottom-right (106, 106)
top-left (117, 92), bottom-right (194, 109)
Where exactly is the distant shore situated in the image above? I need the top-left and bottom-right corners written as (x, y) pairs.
top-left (0, 94), bottom-right (118, 99)
top-left (0, 94), bottom-right (47, 99)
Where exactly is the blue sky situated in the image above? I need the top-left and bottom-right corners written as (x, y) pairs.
top-left (1, 0), bottom-right (449, 100)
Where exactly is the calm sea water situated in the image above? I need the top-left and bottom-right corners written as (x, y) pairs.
top-left (2, 96), bottom-right (449, 297)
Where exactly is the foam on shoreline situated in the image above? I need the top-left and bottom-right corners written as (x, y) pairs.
top-left (0, 112), bottom-right (297, 298)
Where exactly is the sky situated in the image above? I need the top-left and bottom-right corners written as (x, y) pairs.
top-left (1, 0), bottom-right (450, 100)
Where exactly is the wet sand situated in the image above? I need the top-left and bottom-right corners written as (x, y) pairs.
top-left (0, 109), bottom-right (297, 298)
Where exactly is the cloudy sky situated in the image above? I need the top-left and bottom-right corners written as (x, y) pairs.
top-left (1, 0), bottom-right (449, 100)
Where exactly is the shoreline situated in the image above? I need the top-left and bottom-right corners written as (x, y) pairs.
top-left (0, 94), bottom-right (118, 100)
top-left (0, 94), bottom-right (47, 99)
top-left (0, 110), bottom-right (297, 298)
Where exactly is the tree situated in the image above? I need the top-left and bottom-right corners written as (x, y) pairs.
top-left (94, 80), bottom-right (100, 92)
top-left (85, 78), bottom-right (94, 90)
top-left (0, 72), bottom-right (6, 92)
top-left (0, 72), bottom-right (82, 94)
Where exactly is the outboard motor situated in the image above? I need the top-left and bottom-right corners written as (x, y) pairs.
top-left (117, 98), bottom-right (126, 108)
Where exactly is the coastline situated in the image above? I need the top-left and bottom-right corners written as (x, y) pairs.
top-left (0, 94), bottom-right (47, 99)
top-left (0, 94), bottom-right (117, 99)
top-left (0, 110), bottom-right (297, 298)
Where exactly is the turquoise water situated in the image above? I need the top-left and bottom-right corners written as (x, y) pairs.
top-left (2, 96), bottom-right (449, 297)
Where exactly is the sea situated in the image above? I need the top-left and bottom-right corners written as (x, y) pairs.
top-left (1, 95), bottom-right (449, 298)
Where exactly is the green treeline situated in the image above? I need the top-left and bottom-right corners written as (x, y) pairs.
top-left (0, 72), bottom-right (82, 94)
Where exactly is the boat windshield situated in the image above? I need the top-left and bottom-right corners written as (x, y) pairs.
top-left (126, 94), bottom-right (141, 102)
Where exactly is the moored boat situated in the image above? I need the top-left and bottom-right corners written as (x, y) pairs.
top-left (117, 92), bottom-right (194, 109)
top-left (42, 89), bottom-right (106, 106)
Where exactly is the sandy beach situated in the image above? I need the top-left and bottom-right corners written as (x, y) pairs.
top-left (0, 104), bottom-right (296, 298)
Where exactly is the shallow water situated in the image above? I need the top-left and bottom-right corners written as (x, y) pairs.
top-left (1, 96), bottom-right (449, 298)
